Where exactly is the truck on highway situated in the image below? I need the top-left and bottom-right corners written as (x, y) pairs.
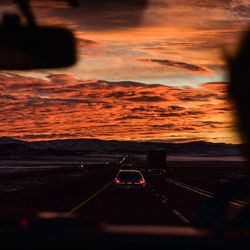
top-left (147, 149), bottom-right (167, 169)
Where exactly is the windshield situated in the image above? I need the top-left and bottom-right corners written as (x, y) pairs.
top-left (0, 0), bottom-right (250, 232)
top-left (117, 171), bottom-right (143, 180)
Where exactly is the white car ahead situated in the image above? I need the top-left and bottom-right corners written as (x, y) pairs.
top-left (114, 170), bottom-right (146, 190)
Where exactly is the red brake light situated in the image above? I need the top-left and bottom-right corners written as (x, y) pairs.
top-left (139, 179), bottom-right (145, 184)
top-left (115, 179), bottom-right (121, 184)
top-left (135, 179), bottom-right (145, 185)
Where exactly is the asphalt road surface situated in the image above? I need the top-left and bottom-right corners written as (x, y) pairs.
top-left (0, 163), bottom-right (246, 227)
top-left (67, 180), bottom-right (188, 225)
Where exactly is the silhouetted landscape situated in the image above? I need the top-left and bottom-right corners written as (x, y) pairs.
top-left (0, 137), bottom-right (242, 158)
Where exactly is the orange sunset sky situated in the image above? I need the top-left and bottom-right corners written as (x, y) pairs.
top-left (0, 0), bottom-right (250, 143)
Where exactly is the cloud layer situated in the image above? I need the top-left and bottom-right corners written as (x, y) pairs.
top-left (139, 59), bottom-right (213, 75)
top-left (0, 73), bottom-right (237, 143)
top-left (2, 0), bottom-right (246, 86)
top-left (0, 0), bottom-right (248, 143)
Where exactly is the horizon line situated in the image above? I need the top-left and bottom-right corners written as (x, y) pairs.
top-left (0, 136), bottom-right (240, 145)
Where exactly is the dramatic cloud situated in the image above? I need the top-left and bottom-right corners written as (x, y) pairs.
top-left (0, 0), bottom-right (248, 143)
top-left (0, 73), bottom-right (237, 143)
top-left (76, 38), bottom-right (99, 47)
top-left (31, 0), bottom-right (149, 30)
top-left (125, 96), bottom-right (166, 102)
top-left (139, 59), bottom-right (213, 75)
top-left (0, 94), bottom-right (17, 100)
top-left (2, 0), bottom-right (245, 86)
top-left (232, 4), bottom-right (250, 17)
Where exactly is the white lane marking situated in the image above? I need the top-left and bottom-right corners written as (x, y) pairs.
top-left (172, 209), bottom-right (190, 224)
top-left (166, 178), bottom-right (212, 198)
top-left (161, 195), bottom-right (168, 201)
top-left (233, 199), bottom-right (248, 206)
top-left (166, 178), bottom-right (246, 208)
top-left (151, 187), bottom-right (189, 224)
top-left (67, 179), bottom-right (114, 216)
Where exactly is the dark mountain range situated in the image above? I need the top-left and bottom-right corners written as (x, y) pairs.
top-left (0, 137), bottom-right (25, 145)
top-left (0, 137), bottom-right (242, 157)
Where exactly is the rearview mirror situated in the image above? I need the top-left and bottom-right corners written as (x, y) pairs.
top-left (0, 23), bottom-right (77, 70)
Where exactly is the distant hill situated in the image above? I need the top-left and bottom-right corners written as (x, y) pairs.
top-left (0, 137), bottom-right (25, 145)
top-left (0, 137), bottom-right (242, 157)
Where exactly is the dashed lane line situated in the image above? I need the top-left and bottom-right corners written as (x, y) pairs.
top-left (161, 195), bottom-right (168, 201)
top-left (151, 187), bottom-right (189, 224)
top-left (172, 209), bottom-right (190, 224)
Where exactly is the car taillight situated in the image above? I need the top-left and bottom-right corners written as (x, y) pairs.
top-left (139, 179), bottom-right (145, 184)
top-left (135, 179), bottom-right (145, 185)
top-left (115, 179), bottom-right (121, 184)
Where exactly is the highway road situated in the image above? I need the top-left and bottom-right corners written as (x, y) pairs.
top-left (66, 179), bottom-right (188, 225)
top-left (0, 160), bottom-right (246, 227)
top-left (1, 166), bottom-right (188, 225)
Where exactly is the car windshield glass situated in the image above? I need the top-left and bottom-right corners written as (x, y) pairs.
top-left (117, 172), bottom-right (142, 180)
top-left (0, 0), bottom-right (250, 234)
